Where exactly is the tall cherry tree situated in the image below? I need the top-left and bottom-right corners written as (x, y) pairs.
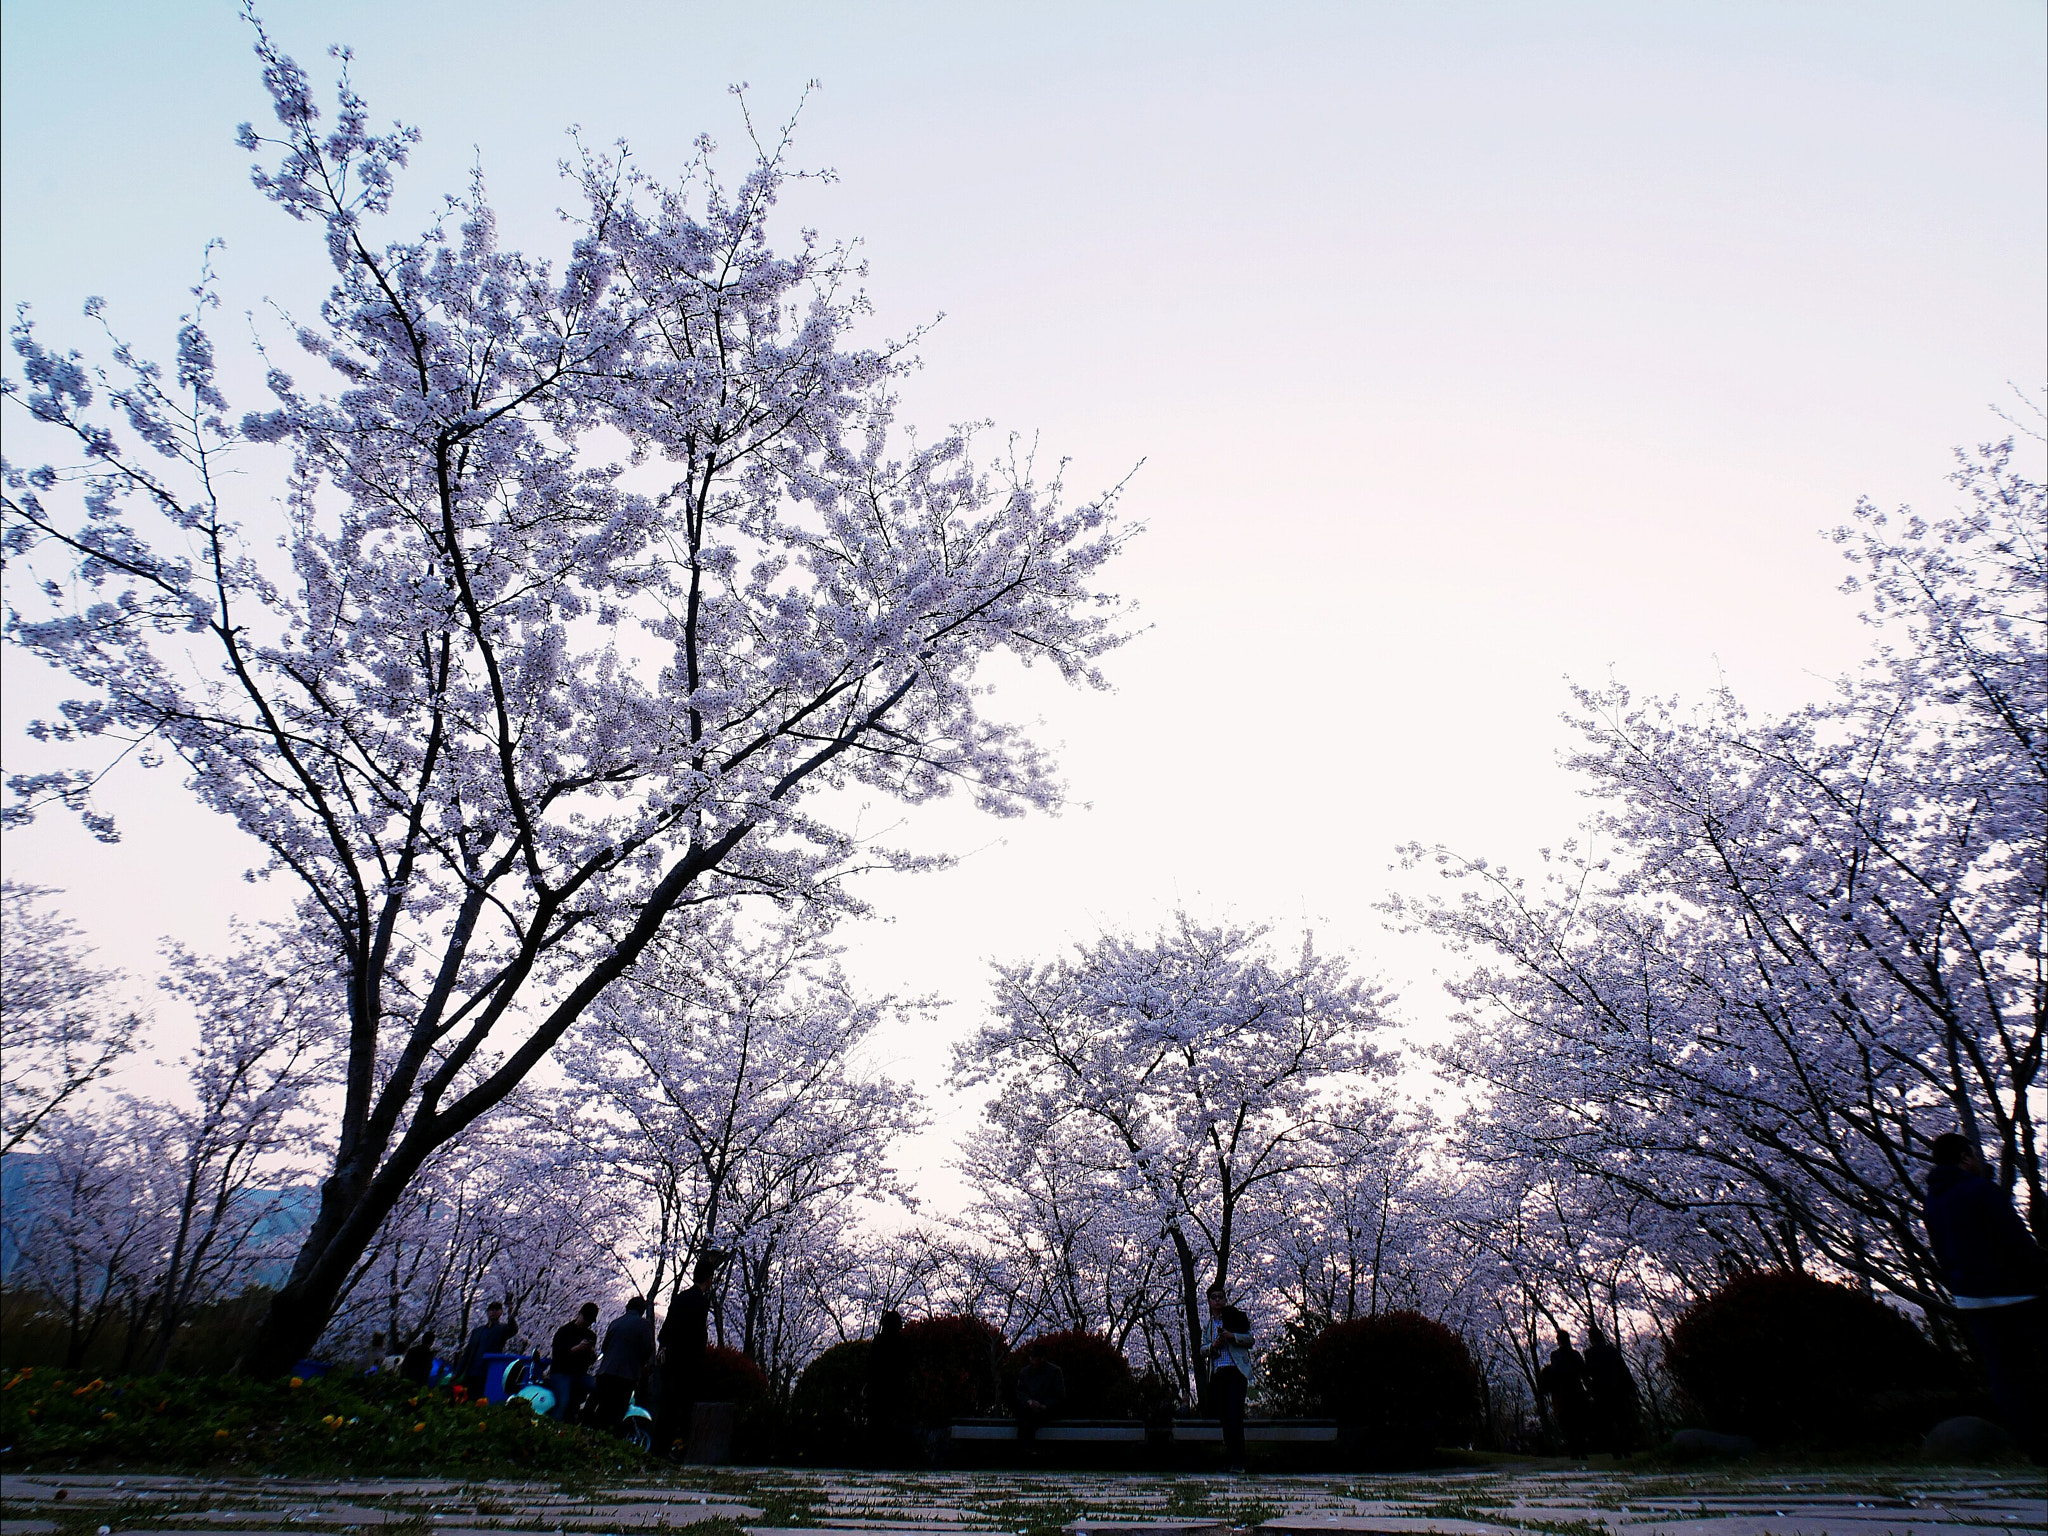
top-left (1401, 429), bottom-right (2045, 1316)
top-left (1, 15), bottom-right (1129, 1373)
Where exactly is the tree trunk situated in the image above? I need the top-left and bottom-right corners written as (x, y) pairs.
top-left (1168, 1225), bottom-right (1205, 1411)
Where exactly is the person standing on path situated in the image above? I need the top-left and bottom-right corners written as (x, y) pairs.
top-left (548, 1302), bottom-right (600, 1423)
top-left (654, 1249), bottom-right (731, 1459)
top-left (1922, 1132), bottom-right (2048, 1453)
top-left (1582, 1326), bottom-right (1640, 1456)
top-left (454, 1298), bottom-right (516, 1396)
top-left (589, 1297), bottom-right (657, 1433)
top-left (864, 1310), bottom-right (910, 1468)
top-left (1202, 1283), bottom-right (1254, 1474)
top-left (1537, 1332), bottom-right (1593, 1459)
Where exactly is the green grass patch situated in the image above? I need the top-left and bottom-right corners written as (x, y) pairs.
top-left (0, 1364), bottom-right (650, 1476)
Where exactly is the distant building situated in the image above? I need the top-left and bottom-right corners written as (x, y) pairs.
top-left (0, 1153), bottom-right (317, 1290)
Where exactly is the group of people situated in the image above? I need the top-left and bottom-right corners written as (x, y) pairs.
top-left (1535, 1328), bottom-right (1640, 1458)
top-left (425, 1249), bottom-right (733, 1457)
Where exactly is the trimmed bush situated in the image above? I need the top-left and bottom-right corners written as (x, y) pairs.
top-left (1665, 1270), bottom-right (1957, 1446)
top-left (1306, 1310), bottom-right (1478, 1455)
top-left (1000, 1329), bottom-right (1137, 1417)
top-left (787, 1336), bottom-right (869, 1462)
top-left (901, 1314), bottom-right (1004, 1423)
top-left (698, 1343), bottom-right (770, 1405)
top-left (1256, 1314), bottom-right (1321, 1416)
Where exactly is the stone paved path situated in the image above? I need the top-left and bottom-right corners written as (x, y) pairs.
top-left (0, 1467), bottom-right (2040, 1536)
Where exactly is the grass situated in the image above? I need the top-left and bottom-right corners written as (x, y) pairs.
top-left (0, 1364), bottom-right (650, 1477)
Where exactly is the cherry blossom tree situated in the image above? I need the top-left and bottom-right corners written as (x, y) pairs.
top-left (554, 912), bottom-right (924, 1341)
top-left (135, 929), bottom-right (334, 1370)
top-left (1, 16), bottom-right (1129, 1374)
top-left (954, 915), bottom-right (1390, 1396)
top-left (323, 1115), bottom-right (632, 1359)
top-left (0, 883), bottom-right (142, 1153)
top-left (956, 1095), bottom-right (1182, 1351)
top-left (0, 1108), bottom-right (158, 1367)
top-left (1259, 1101), bottom-right (1431, 1326)
top-left (1400, 429), bottom-right (2046, 1319)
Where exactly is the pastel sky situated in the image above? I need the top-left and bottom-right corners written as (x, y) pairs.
top-left (3, 1), bottom-right (2043, 1207)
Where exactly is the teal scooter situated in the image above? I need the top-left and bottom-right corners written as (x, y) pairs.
top-left (509, 1368), bottom-right (653, 1449)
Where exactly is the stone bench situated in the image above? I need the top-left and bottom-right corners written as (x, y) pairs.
top-left (1172, 1418), bottom-right (1337, 1443)
top-left (949, 1418), bottom-right (1147, 1442)
top-left (948, 1417), bottom-right (1337, 1443)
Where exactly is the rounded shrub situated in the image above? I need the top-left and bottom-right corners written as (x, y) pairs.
top-left (788, 1337), bottom-right (869, 1462)
top-left (1000, 1330), bottom-right (1137, 1417)
top-left (901, 1315), bottom-right (1004, 1423)
top-left (1306, 1310), bottom-right (1478, 1455)
top-left (698, 1343), bottom-right (769, 1406)
top-left (1665, 1270), bottom-right (1956, 1446)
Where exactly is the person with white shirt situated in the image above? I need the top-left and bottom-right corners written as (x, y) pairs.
top-left (1201, 1283), bottom-right (1254, 1473)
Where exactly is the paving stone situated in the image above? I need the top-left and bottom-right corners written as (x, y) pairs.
top-left (1617, 1523), bottom-right (2018, 1536)
top-left (2, 1522), bottom-right (61, 1535)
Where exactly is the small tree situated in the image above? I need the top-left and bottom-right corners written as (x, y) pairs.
top-left (555, 910), bottom-right (923, 1314)
top-left (0, 884), bottom-right (141, 1154)
top-left (955, 915), bottom-right (1389, 1399)
top-left (2, 17), bottom-right (1129, 1375)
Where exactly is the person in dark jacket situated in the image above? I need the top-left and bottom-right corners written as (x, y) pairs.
top-left (864, 1310), bottom-right (910, 1468)
top-left (1923, 1133), bottom-right (2048, 1449)
top-left (454, 1299), bottom-right (517, 1395)
top-left (1536, 1332), bottom-right (1593, 1459)
top-left (399, 1330), bottom-right (437, 1385)
top-left (1013, 1356), bottom-right (1067, 1449)
top-left (654, 1249), bottom-right (731, 1458)
top-left (548, 1302), bottom-right (600, 1422)
top-left (1582, 1326), bottom-right (1640, 1457)
top-left (589, 1297), bottom-right (657, 1433)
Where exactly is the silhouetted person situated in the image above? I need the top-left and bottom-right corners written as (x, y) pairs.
top-left (549, 1302), bottom-right (600, 1423)
top-left (1014, 1355), bottom-right (1067, 1449)
top-left (1923, 1132), bottom-right (2048, 1452)
top-left (455, 1298), bottom-right (516, 1395)
top-left (1537, 1331), bottom-right (1592, 1458)
top-left (655, 1249), bottom-right (731, 1458)
top-left (1582, 1326), bottom-right (1640, 1456)
top-left (590, 1296), bottom-right (656, 1433)
top-left (1203, 1283), bottom-right (1254, 1473)
top-left (399, 1331), bottom-right (437, 1385)
top-left (865, 1309), bottom-right (911, 1467)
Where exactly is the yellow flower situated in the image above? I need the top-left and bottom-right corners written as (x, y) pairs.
top-left (215, 1429), bottom-right (231, 1440)
top-left (289, 1377), bottom-right (304, 1388)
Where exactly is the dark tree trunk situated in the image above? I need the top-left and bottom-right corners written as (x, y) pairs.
top-left (1168, 1225), bottom-right (1205, 1411)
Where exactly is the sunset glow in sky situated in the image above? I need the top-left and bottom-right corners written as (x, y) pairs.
top-left (4, 1), bottom-right (2043, 1206)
